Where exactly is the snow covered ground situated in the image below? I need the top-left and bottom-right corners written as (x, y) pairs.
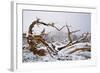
top-left (22, 38), bottom-right (91, 62)
top-left (22, 30), bottom-right (91, 62)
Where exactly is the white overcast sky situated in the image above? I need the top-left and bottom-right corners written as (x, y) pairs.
top-left (23, 10), bottom-right (91, 35)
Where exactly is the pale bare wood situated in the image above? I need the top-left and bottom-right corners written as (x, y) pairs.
top-left (68, 48), bottom-right (91, 54)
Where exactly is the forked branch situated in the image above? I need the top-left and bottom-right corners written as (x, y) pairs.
top-left (58, 31), bottom-right (89, 51)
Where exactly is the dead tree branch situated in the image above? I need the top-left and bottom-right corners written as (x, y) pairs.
top-left (53, 25), bottom-right (65, 31)
top-left (27, 19), bottom-right (58, 57)
top-left (58, 31), bottom-right (89, 51)
top-left (58, 24), bottom-right (73, 50)
top-left (68, 48), bottom-right (91, 54)
top-left (71, 30), bottom-right (80, 34)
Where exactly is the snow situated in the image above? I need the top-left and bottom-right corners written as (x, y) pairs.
top-left (22, 28), bottom-right (91, 62)
top-left (23, 41), bottom-right (91, 62)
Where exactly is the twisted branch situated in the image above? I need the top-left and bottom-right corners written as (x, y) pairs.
top-left (27, 19), bottom-right (58, 57)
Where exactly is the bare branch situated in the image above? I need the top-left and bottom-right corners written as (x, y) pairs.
top-left (50, 43), bottom-right (58, 53)
top-left (58, 24), bottom-right (73, 51)
top-left (73, 32), bottom-right (89, 44)
top-left (53, 25), bottom-right (65, 31)
top-left (66, 24), bottom-right (73, 43)
top-left (68, 48), bottom-right (91, 54)
top-left (27, 19), bottom-right (59, 57)
top-left (58, 32), bottom-right (89, 51)
top-left (71, 30), bottom-right (80, 34)
top-left (40, 28), bottom-right (45, 35)
top-left (28, 19), bottom-right (41, 34)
